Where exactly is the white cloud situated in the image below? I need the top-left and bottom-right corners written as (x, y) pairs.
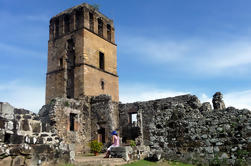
top-left (118, 35), bottom-right (251, 75)
top-left (224, 90), bottom-right (251, 110)
top-left (120, 83), bottom-right (251, 110)
top-left (0, 81), bottom-right (45, 113)
top-left (120, 83), bottom-right (188, 103)
top-left (200, 93), bottom-right (211, 103)
top-left (198, 91), bottom-right (251, 110)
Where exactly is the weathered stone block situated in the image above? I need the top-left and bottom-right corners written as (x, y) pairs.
top-left (0, 130), bottom-right (4, 142)
top-left (31, 123), bottom-right (41, 133)
top-left (0, 156), bottom-right (12, 166)
top-left (21, 120), bottom-right (30, 131)
top-left (5, 121), bottom-right (14, 131)
top-left (110, 146), bottom-right (132, 161)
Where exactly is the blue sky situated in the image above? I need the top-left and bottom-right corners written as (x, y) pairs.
top-left (0, 0), bottom-right (251, 112)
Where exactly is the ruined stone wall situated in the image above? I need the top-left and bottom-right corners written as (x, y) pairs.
top-left (39, 97), bottom-right (92, 154)
top-left (90, 95), bottom-right (119, 145)
top-left (0, 95), bottom-right (119, 165)
top-left (119, 93), bottom-right (251, 165)
top-left (40, 95), bottom-right (119, 153)
top-left (0, 103), bottom-right (73, 166)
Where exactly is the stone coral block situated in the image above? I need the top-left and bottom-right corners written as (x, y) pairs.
top-left (0, 156), bottom-right (12, 166)
top-left (31, 123), bottom-right (41, 133)
top-left (21, 120), bottom-right (30, 131)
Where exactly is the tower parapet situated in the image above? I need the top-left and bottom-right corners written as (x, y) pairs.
top-left (49, 3), bottom-right (115, 44)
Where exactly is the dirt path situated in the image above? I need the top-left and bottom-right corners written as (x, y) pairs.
top-left (74, 153), bottom-right (128, 166)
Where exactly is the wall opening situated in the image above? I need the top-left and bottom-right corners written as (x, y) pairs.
top-left (59, 58), bottom-right (63, 68)
top-left (107, 24), bottom-right (111, 41)
top-left (4, 133), bottom-right (11, 144)
top-left (75, 8), bottom-right (83, 29)
top-left (70, 113), bottom-right (77, 131)
top-left (98, 127), bottom-right (105, 143)
top-left (122, 112), bottom-right (140, 143)
top-left (89, 12), bottom-right (94, 31)
top-left (64, 15), bottom-right (70, 33)
top-left (98, 18), bottom-right (103, 37)
top-left (101, 80), bottom-right (105, 90)
top-left (66, 39), bottom-right (75, 98)
top-left (99, 52), bottom-right (104, 70)
top-left (129, 113), bottom-right (137, 126)
top-left (55, 19), bottom-right (59, 37)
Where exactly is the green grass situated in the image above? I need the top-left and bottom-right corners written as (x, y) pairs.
top-left (122, 160), bottom-right (195, 166)
top-left (123, 160), bottom-right (157, 166)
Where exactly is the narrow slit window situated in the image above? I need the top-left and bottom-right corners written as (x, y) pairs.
top-left (89, 12), bottom-right (94, 31)
top-left (59, 58), bottom-right (63, 68)
top-left (107, 24), bottom-right (111, 41)
top-left (101, 80), bottom-right (105, 90)
top-left (99, 52), bottom-right (104, 70)
top-left (70, 113), bottom-right (77, 131)
top-left (98, 18), bottom-right (103, 37)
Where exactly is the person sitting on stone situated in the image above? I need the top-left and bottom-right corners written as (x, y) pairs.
top-left (104, 130), bottom-right (120, 158)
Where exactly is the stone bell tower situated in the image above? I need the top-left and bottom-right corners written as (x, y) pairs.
top-left (45, 3), bottom-right (119, 104)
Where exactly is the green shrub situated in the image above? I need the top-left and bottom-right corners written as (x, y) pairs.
top-left (129, 140), bottom-right (136, 147)
top-left (89, 140), bottom-right (103, 153)
top-left (64, 101), bottom-right (69, 107)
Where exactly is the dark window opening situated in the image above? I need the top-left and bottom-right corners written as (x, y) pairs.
top-left (64, 15), bottom-right (70, 33)
top-left (89, 12), bottom-right (94, 31)
top-left (75, 8), bottom-right (83, 29)
top-left (107, 24), bottom-right (111, 41)
top-left (98, 128), bottom-right (105, 143)
top-left (98, 18), bottom-right (103, 37)
top-left (66, 39), bottom-right (75, 98)
top-left (59, 58), bottom-right (63, 68)
top-left (101, 80), bottom-right (105, 90)
top-left (70, 113), bottom-right (77, 131)
top-left (4, 133), bottom-right (11, 144)
top-left (99, 52), bottom-right (104, 70)
top-left (55, 19), bottom-right (59, 37)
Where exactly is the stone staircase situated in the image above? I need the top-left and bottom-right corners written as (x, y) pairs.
top-left (74, 153), bottom-right (128, 166)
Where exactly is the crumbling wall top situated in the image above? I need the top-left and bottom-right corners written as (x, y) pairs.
top-left (50, 3), bottom-right (113, 24)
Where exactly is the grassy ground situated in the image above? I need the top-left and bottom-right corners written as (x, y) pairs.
top-left (122, 160), bottom-right (195, 166)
